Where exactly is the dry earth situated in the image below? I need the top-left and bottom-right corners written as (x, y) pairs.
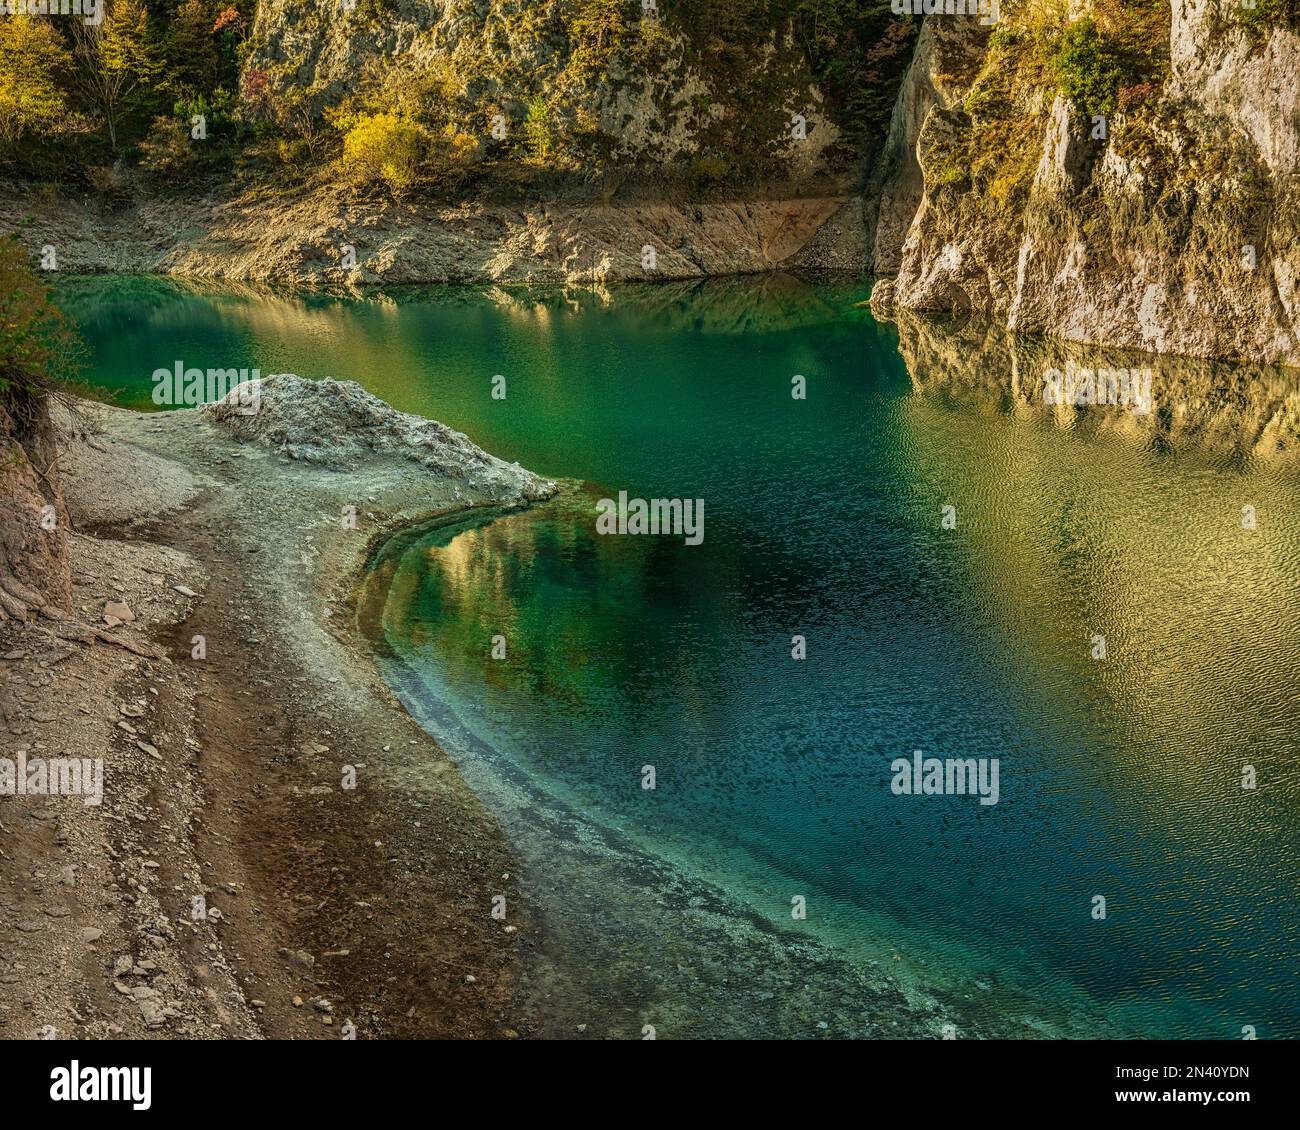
top-left (0, 182), bottom-right (865, 286)
top-left (0, 378), bottom-right (555, 1040)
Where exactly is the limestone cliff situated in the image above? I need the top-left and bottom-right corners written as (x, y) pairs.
top-left (245, 0), bottom-right (847, 176)
top-left (870, 2), bottom-right (1300, 367)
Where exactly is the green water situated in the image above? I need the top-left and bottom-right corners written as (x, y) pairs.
top-left (57, 274), bottom-right (1300, 1039)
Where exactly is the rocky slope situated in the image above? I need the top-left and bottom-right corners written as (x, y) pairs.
top-left (0, 183), bottom-right (859, 284)
top-left (1, 378), bottom-right (558, 1039)
top-left (869, 2), bottom-right (1300, 368)
top-left (247, 0), bottom-right (846, 174)
top-left (0, 396), bottom-right (71, 624)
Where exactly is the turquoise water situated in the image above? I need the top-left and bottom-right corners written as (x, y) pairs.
top-left (57, 275), bottom-right (1300, 1039)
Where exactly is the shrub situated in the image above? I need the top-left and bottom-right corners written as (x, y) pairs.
top-left (139, 117), bottom-right (201, 175)
top-left (139, 89), bottom-right (241, 179)
top-left (1117, 82), bottom-right (1158, 114)
top-left (341, 112), bottom-right (424, 188)
top-left (689, 155), bottom-right (730, 185)
top-left (1051, 18), bottom-right (1134, 120)
top-left (1238, 0), bottom-right (1299, 36)
top-left (435, 125), bottom-right (478, 167)
top-left (0, 236), bottom-right (80, 411)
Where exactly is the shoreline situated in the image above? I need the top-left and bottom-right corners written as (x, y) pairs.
top-left (0, 378), bottom-right (555, 1039)
top-left (354, 493), bottom-right (1107, 1041)
top-left (0, 183), bottom-right (864, 287)
top-left (0, 377), bottom-right (1085, 1040)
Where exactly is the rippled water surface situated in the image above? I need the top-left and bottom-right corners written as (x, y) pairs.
top-left (60, 275), bottom-right (1300, 1038)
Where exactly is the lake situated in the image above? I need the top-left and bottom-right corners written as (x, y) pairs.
top-left (56, 273), bottom-right (1300, 1039)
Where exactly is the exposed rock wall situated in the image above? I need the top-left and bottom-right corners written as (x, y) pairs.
top-left (0, 395), bottom-right (72, 621)
top-left (0, 185), bottom-right (853, 285)
top-left (870, 3), bottom-right (1300, 367)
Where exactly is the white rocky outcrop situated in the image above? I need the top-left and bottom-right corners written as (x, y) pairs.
top-left (871, 8), bottom-right (1300, 367)
top-left (204, 373), bottom-right (556, 502)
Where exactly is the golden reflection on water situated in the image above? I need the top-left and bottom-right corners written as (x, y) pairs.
top-left (897, 369), bottom-right (1299, 846)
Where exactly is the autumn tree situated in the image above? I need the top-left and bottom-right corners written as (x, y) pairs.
top-left (0, 17), bottom-right (75, 151)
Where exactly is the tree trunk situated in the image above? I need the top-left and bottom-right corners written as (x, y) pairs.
top-left (0, 391), bottom-right (71, 623)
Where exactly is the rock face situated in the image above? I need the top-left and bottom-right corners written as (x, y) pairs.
top-left (0, 394), bottom-right (71, 621)
top-left (204, 373), bottom-right (556, 501)
top-left (870, 3), bottom-right (1300, 367)
top-left (247, 0), bottom-right (841, 174)
top-left (864, 17), bottom-right (991, 279)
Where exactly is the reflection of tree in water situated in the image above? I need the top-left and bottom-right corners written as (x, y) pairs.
top-left (380, 488), bottom-right (747, 731)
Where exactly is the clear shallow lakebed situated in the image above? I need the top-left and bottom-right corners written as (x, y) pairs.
top-left (58, 274), bottom-right (1300, 1039)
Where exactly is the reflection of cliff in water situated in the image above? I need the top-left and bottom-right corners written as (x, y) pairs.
top-left (53, 271), bottom-right (873, 340)
top-left (466, 273), bottom-right (871, 336)
top-left (884, 308), bottom-right (1300, 466)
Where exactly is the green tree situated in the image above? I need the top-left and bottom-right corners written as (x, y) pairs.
top-left (522, 95), bottom-right (556, 162)
top-left (71, 0), bottom-right (167, 153)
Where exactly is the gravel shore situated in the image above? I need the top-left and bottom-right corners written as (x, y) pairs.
top-left (0, 377), bottom-right (555, 1039)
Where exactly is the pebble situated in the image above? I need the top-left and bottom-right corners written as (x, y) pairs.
top-left (104, 601), bottom-right (135, 624)
top-left (277, 948), bottom-right (315, 969)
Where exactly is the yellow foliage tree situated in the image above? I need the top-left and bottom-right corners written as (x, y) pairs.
top-left (342, 113), bottom-right (424, 188)
top-left (0, 17), bottom-right (73, 148)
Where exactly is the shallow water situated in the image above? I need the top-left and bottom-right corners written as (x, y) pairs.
top-left (58, 274), bottom-right (1300, 1039)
